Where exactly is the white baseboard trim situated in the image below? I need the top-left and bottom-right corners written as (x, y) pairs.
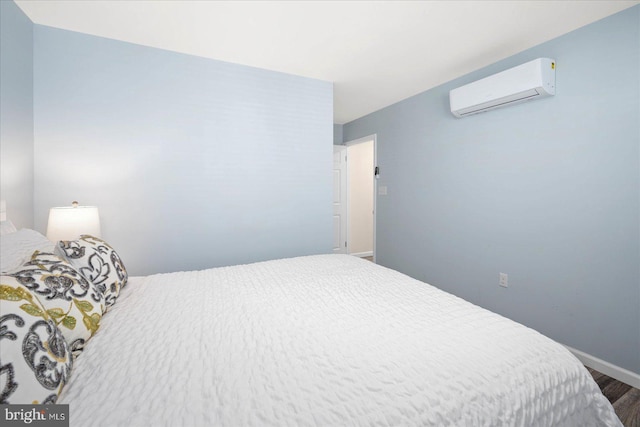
top-left (565, 345), bottom-right (640, 388)
top-left (350, 251), bottom-right (373, 258)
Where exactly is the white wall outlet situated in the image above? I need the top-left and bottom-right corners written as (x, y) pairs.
top-left (499, 272), bottom-right (508, 288)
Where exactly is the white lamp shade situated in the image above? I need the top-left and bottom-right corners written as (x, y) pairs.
top-left (46, 205), bottom-right (101, 242)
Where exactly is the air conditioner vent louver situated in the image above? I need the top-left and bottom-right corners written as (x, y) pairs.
top-left (450, 58), bottom-right (555, 118)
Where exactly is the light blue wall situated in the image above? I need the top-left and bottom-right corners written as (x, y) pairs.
top-left (33, 26), bottom-right (333, 275)
top-left (333, 123), bottom-right (344, 145)
top-left (345, 6), bottom-right (640, 373)
top-left (0, 0), bottom-right (33, 228)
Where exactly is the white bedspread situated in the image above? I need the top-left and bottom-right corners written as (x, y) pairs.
top-left (60, 255), bottom-right (621, 426)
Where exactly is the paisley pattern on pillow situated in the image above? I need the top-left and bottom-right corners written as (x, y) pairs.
top-left (7, 252), bottom-right (105, 358)
top-left (11, 252), bottom-right (103, 305)
top-left (57, 236), bottom-right (127, 310)
top-left (0, 282), bottom-right (73, 404)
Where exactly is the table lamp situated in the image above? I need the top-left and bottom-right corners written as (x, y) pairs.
top-left (46, 201), bottom-right (101, 242)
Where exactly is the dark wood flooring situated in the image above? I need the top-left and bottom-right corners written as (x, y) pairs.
top-left (588, 368), bottom-right (640, 427)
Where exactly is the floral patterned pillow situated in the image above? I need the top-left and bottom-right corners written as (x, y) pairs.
top-left (7, 251), bottom-right (105, 358)
top-left (0, 279), bottom-right (73, 404)
top-left (56, 235), bottom-right (128, 310)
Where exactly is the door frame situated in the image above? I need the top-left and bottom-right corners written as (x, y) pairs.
top-left (333, 145), bottom-right (348, 254)
top-left (344, 134), bottom-right (377, 263)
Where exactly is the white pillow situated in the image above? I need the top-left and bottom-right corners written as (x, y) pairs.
top-left (1, 219), bottom-right (17, 235)
top-left (0, 228), bottom-right (55, 273)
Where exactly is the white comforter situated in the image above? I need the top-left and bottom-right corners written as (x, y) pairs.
top-left (60, 255), bottom-right (621, 426)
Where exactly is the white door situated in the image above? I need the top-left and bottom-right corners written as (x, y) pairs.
top-left (346, 139), bottom-right (374, 257)
top-left (333, 145), bottom-right (347, 254)
top-left (344, 134), bottom-right (377, 262)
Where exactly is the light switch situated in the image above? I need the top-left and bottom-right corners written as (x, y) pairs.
top-left (378, 186), bottom-right (388, 196)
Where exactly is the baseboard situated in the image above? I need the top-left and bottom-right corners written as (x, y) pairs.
top-left (350, 251), bottom-right (373, 258)
top-left (565, 345), bottom-right (640, 388)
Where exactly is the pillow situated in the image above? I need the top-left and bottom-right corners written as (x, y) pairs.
top-left (7, 251), bottom-right (105, 358)
top-left (0, 280), bottom-right (73, 404)
top-left (56, 235), bottom-right (128, 310)
top-left (0, 228), bottom-right (55, 273)
top-left (0, 219), bottom-right (17, 235)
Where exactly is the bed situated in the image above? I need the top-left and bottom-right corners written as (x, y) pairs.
top-left (0, 205), bottom-right (622, 426)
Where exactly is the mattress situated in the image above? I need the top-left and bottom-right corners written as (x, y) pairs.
top-left (59, 254), bottom-right (621, 426)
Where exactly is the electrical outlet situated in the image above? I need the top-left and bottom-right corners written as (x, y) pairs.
top-left (499, 273), bottom-right (508, 288)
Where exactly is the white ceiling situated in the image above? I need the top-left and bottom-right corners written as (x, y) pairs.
top-left (15, 0), bottom-right (639, 124)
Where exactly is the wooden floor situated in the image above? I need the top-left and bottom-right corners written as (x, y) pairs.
top-left (588, 368), bottom-right (640, 427)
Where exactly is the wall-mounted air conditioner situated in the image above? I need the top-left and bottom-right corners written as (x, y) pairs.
top-left (449, 58), bottom-right (555, 118)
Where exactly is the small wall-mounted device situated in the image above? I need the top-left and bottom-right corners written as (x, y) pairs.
top-left (449, 58), bottom-right (556, 118)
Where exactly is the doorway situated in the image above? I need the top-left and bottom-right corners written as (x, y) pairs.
top-left (333, 135), bottom-right (377, 261)
top-left (332, 145), bottom-right (347, 254)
